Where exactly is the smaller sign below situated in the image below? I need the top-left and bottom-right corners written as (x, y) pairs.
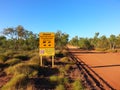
top-left (39, 48), bottom-right (55, 56)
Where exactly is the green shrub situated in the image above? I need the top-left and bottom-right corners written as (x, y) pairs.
top-left (60, 57), bottom-right (69, 63)
top-left (0, 54), bottom-right (8, 63)
top-left (58, 77), bottom-right (69, 85)
top-left (65, 64), bottom-right (71, 71)
top-left (55, 50), bottom-right (61, 55)
top-left (55, 50), bottom-right (64, 57)
top-left (5, 65), bottom-right (18, 75)
top-left (2, 74), bottom-right (28, 90)
top-left (5, 63), bottom-right (38, 77)
top-left (14, 63), bottom-right (33, 75)
top-left (49, 75), bottom-right (69, 85)
top-left (59, 67), bottom-right (66, 76)
top-left (4, 50), bottom-right (16, 58)
top-left (55, 84), bottom-right (65, 90)
top-left (30, 70), bottom-right (38, 77)
top-left (63, 77), bottom-right (69, 84)
top-left (5, 58), bottom-right (21, 66)
top-left (49, 75), bottom-right (58, 82)
top-left (72, 80), bottom-right (83, 90)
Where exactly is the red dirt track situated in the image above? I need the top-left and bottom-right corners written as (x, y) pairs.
top-left (70, 49), bottom-right (120, 90)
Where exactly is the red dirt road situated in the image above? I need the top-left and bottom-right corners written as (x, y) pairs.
top-left (75, 52), bottom-right (120, 89)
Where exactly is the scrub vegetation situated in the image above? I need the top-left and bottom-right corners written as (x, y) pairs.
top-left (0, 26), bottom-right (84, 90)
top-left (69, 32), bottom-right (120, 52)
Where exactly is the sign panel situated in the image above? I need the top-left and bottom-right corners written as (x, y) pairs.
top-left (39, 48), bottom-right (55, 56)
top-left (39, 32), bottom-right (55, 56)
top-left (40, 32), bottom-right (55, 48)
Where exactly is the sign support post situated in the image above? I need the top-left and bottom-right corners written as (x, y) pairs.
top-left (40, 56), bottom-right (42, 66)
top-left (52, 56), bottom-right (54, 68)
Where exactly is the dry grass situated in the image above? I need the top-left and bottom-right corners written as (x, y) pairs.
top-left (1, 74), bottom-right (28, 90)
top-left (4, 63), bottom-right (38, 77)
top-left (0, 54), bottom-right (8, 63)
top-left (55, 84), bottom-right (65, 90)
top-left (60, 57), bottom-right (69, 63)
top-left (72, 80), bottom-right (83, 90)
top-left (5, 58), bottom-right (21, 66)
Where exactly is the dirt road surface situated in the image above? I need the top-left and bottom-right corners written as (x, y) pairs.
top-left (70, 49), bottom-right (120, 90)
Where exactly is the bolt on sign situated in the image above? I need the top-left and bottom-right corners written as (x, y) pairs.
top-left (39, 32), bottom-right (55, 56)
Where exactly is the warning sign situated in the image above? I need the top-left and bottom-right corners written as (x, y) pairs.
top-left (39, 32), bottom-right (55, 56)
top-left (40, 32), bottom-right (55, 48)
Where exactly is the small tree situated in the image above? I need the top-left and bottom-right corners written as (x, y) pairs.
top-left (97, 35), bottom-right (109, 50)
top-left (55, 31), bottom-right (69, 49)
top-left (79, 38), bottom-right (93, 50)
top-left (109, 34), bottom-right (117, 50)
top-left (69, 36), bottom-right (79, 46)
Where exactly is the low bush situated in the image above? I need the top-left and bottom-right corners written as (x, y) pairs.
top-left (55, 50), bottom-right (64, 57)
top-left (2, 74), bottom-right (28, 90)
top-left (49, 75), bottom-right (58, 82)
top-left (59, 67), bottom-right (66, 76)
top-left (4, 66), bottom-right (14, 75)
top-left (49, 75), bottom-right (69, 85)
top-left (14, 63), bottom-right (38, 77)
top-left (4, 50), bottom-right (16, 59)
top-left (55, 84), bottom-right (65, 90)
top-left (65, 64), bottom-right (71, 71)
top-left (0, 54), bottom-right (8, 63)
top-left (58, 77), bottom-right (69, 85)
top-left (55, 50), bottom-right (61, 55)
top-left (72, 80), bottom-right (83, 90)
top-left (5, 63), bottom-right (38, 77)
top-left (60, 57), bottom-right (69, 63)
top-left (5, 58), bottom-right (21, 66)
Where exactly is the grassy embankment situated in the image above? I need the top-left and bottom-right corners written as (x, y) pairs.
top-left (0, 49), bottom-right (84, 90)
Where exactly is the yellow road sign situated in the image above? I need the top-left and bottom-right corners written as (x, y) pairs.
top-left (40, 32), bottom-right (55, 48)
top-left (39, 32), bottom-right (55, 56)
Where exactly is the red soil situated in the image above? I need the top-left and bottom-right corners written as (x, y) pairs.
top-left (0, 72), bottom-right (12, 88)
top-left (76, 52), bottom-right (120, 89)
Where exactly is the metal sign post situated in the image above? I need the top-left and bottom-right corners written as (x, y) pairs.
top-left (52, 56), bottom-right (54, 68)
top-left (39, 32), bottom-right (55, 68)
top-left (40, 56), bottom-right (42, 66)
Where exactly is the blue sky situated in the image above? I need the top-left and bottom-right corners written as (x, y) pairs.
top-left (0, 0), bottom-right (120, 39)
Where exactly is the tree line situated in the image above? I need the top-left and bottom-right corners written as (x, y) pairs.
top-left (0, 25), bottom-right (69, 51)
top-left (1, 25), bottom-right (120, 51)
top-left (69, 32), bottom-right (120, 51)
top-left (0, 25), bottom-right (38, 51)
